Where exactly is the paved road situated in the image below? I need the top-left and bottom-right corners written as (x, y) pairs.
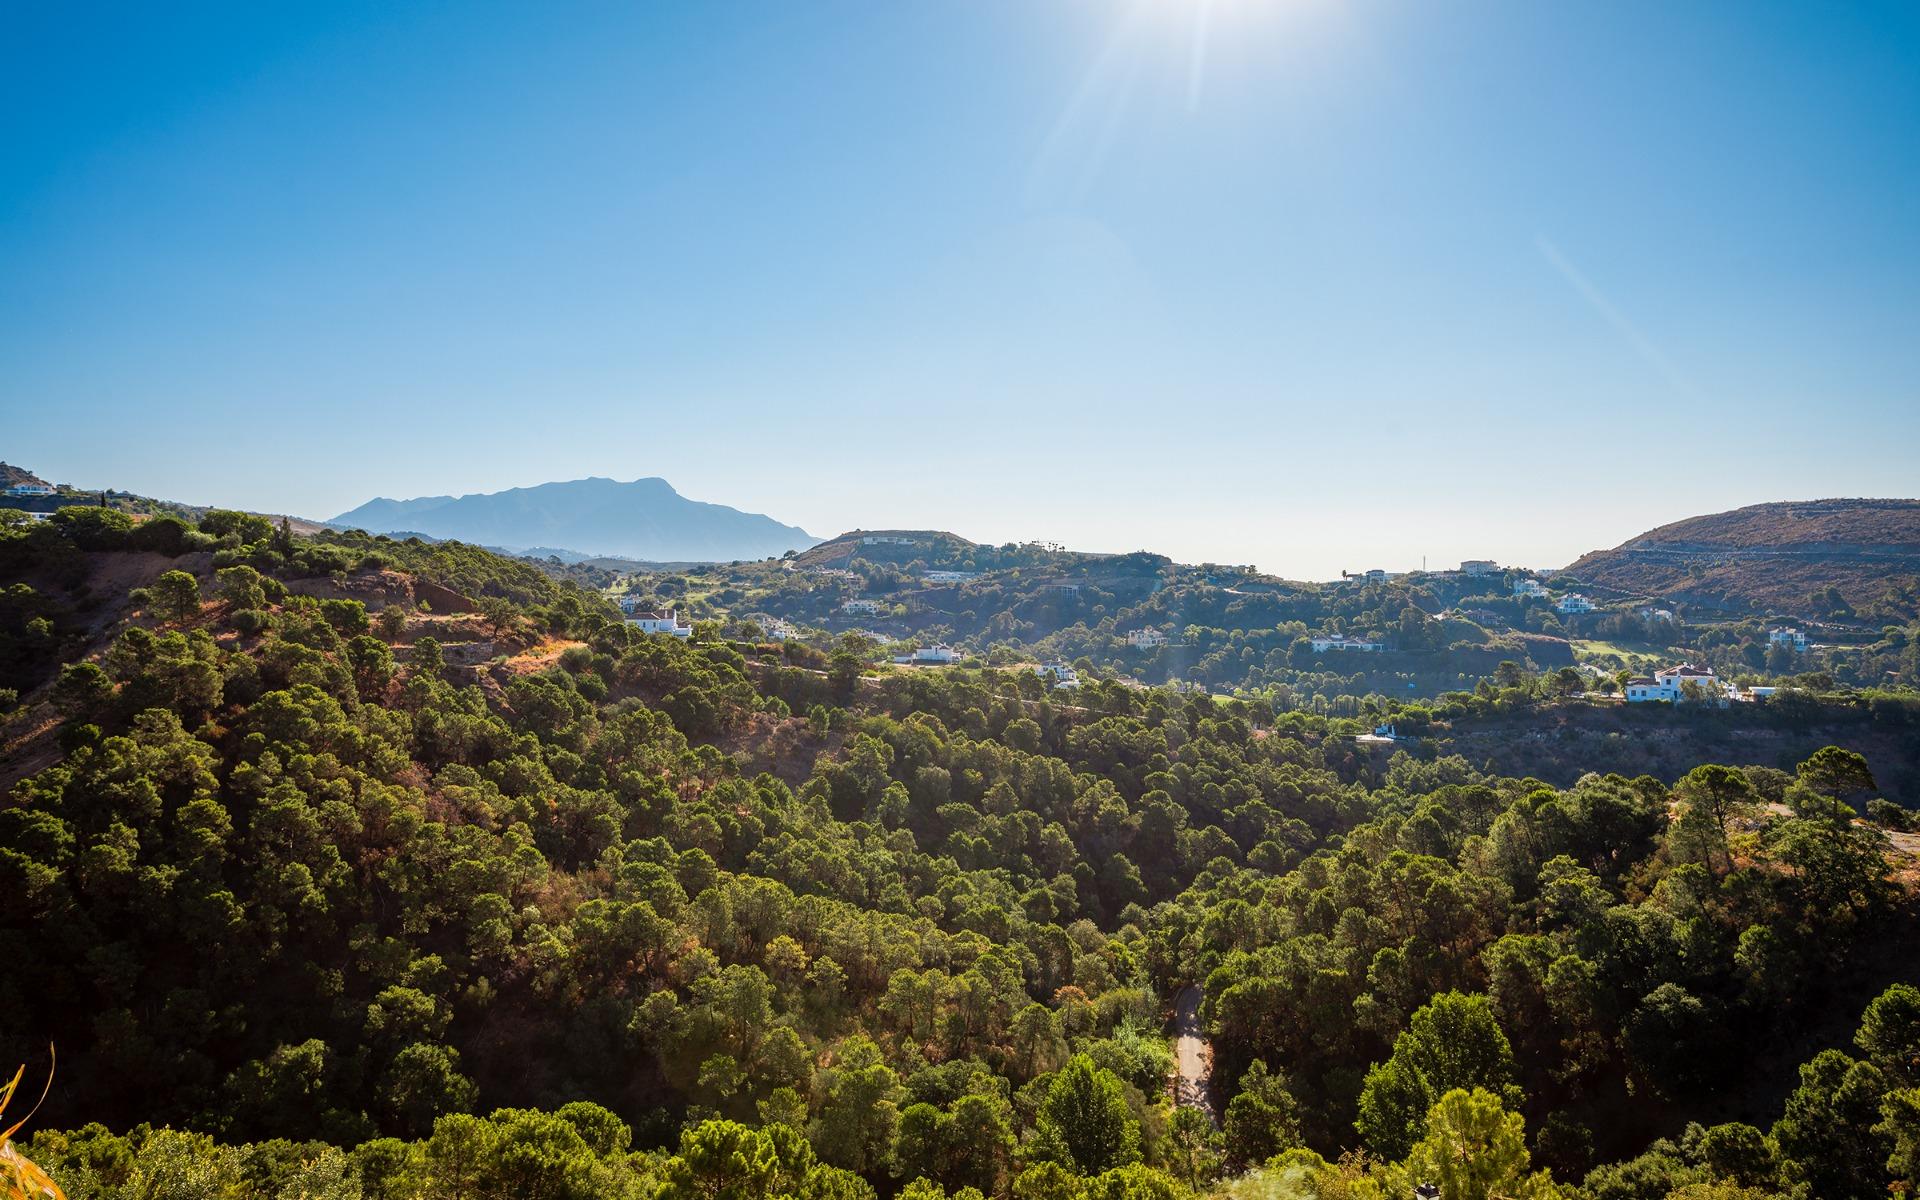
top-left (1171, 984), bottom-right (1214, 1116)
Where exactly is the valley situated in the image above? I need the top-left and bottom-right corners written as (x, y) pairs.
top-left (3, 494), bottom-right (1919, 1200)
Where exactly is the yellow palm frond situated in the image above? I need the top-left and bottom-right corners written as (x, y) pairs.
top-left (0, 1050), bottom-right (65, 1200)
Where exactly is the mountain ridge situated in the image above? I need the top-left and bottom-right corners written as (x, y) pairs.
top-left (329, 476), bottom-right (818, 563)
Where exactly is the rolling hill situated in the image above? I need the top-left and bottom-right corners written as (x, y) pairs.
top-left (329, 476), bottom-right (818, 562)
top-left (1566, 498), bottom-right (1920, 617)
top-left (790, 529), bottom-right (982, 569)
top-left (0, 461), bottom-right (49, 489)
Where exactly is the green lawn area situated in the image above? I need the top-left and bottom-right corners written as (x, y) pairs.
top-left (1571, 638), bottom-right (1671, 667)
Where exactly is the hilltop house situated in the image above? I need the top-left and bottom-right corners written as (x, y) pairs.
top-left (841, 598), bottom-right (885, 616)
top-left (1311, 635), bottom-right (1383, 653)
top-left (1625, 662), bottom-right (1720, 703)
top-left (892, 644), bottom-right (955, 665)
top-left (3, 483), bottom-right (55, 497)
top-left (1769, 627), bottom-right (1809, 652)
top-left (1460, 560), bottom-right (1499, 576)
top-left (626, 609), bottom-right (692, 638)
top-left (1513, 579), bottom-right (1549, 599)
top-left (1556, 593), bottom-right (1596, 615)
top-left (862, 535), bottom-right (920, 546)
top-left (1125, 627), bottom-right (1169, 649)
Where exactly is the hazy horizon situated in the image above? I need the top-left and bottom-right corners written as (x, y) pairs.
top-left (6, 1), bottom-right (1917, 578)
top-left (10, 453), bottom-right (1907, 580)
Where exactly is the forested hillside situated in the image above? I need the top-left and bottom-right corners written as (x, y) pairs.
top-left (3, 506), bottom-right (1920, 1200)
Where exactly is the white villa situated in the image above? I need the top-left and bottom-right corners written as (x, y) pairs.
top-left (1638, 606), bottom-right (1676, 623)
top-left (626, 609), bottom-right (692, 638)
top-left (3, 483), bottom-right (55, 497)
top-left (893, 644), bottom-right (956, 665)
top-left (1033, 662), bottom-right (1081, 689)
top-left (1769, 627), bottom-right (1809, 652)
top-left (1125, 627), bottom-right (1169, 649)
top-left (923, 570), bottom-right (982, 584)
top-left (763, 619), bottom-right (798, 642)
top-left (1311, 636), bottom-right (1384, 653)
top-left (1513, 579), bottom-right (1549, 599)
top-left (841, 598), bottom-right (885, 616)
top-left (1556, 593), bottom-right (1596, 615)
top-left (1625, 662), bottom-right (1720, 703)
top-left (862, 535), bottom-right (921, 546)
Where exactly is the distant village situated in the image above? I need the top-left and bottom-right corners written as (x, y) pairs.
top-left (603, 540), bottom-right (1848, 712)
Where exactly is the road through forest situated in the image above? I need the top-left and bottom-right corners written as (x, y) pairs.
top-left (1171, 984), bottom-right (1214, 1116)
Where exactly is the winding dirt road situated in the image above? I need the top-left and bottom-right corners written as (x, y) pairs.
top-left (1171, 984), bottom-right (1214, 1116)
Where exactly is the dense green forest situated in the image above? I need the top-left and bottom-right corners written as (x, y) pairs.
top-left (4, 507), bottom-right (1920, 1200)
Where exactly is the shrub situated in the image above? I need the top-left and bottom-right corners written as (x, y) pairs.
top-left (229, 609), bottom-right (274, 636)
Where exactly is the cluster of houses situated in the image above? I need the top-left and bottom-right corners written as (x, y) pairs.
top-left (1128, 626), bottom-right (1387, 655)
top-left (1510, 576), bottom-right (1599, 616)
top-left (1347, 559), bottom-right (1503, 582)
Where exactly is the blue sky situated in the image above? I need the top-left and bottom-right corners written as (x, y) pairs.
top-left (3, 1), bottom-right (1916, 577)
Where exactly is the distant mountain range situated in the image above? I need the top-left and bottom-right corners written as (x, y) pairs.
top-left (1566, 498), bottom-right (1920, 615)
top-left (329, 477), bottom-right (818, 563)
